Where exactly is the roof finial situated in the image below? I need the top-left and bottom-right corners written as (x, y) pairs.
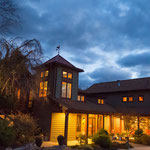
top-left (56, 45), bottom-right (60, 54)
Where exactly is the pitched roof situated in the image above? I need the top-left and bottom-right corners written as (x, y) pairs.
top-left (43, 54), bottom-right (83, 72)
top-left (50, 97), bottom-right (116, 114)
top-left (86, 77), bottom-right (150, 94)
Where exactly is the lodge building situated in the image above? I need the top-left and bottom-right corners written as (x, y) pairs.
top-left (14, 54), bottom-right (150, 145)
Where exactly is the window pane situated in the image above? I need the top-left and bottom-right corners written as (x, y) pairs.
top-left (67, 83), bottom-right (72, 98)
top-left (98, 99), bottom-right (101, 104)
top-left (62, 82), bottom-right (67, 97)
top-left (44, 81), bottom-right (48, 90)
top-left (123, 97), bottom-right (127, 102)
top-left (39, 90), bottom-right (43, 97)
top-left (129, 97), bottom-right (133, 102)
top-left (78, 95), bottom-right (80, 101)
top-left (63, 71), bottom-right (67, 78)
top-left (41, 72), bottom-right (44, 77)
top-left (45, 70), bottom-right (49, 77)
top-left (101, 99), bottom-right (104, 104)
top-left (40, 82), bottom-right (44, 89)
top-left (76, 115), bottom-right (81, 132)
top-left (28, 101), bottom-right (32, 108)
top-left (81, 96), bottom-right (84, 102)
top-left (139, 96), bottom-right (143, 102)
top-left (68, 73), bottom-right (72, 79)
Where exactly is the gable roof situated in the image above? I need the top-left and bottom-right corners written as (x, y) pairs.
top-left (43, 54), bottom-right (83, 72)
top-left (86, 77), bottom-right (150, 94)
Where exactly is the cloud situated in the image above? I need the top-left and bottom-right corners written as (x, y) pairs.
top-left (5, 0), bottom-right (150, 88)
top-left (117, 52), bottom-right (150, 67)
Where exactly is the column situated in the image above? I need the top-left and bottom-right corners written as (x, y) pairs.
top-left (64, 112), bottom-right (69, 145)
top-left (86, 114), bottom-right (89, 144)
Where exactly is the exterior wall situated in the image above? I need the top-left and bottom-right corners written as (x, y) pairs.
top-left (71, 71), bottom-right (78, 100)
top-left (50, 113), bottom-right (65, 142)
top-left (87, 90), bottom-right (150, 107)
top-left (55, 67), bottom-right (62, 98)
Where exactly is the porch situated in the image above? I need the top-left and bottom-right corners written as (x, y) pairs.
top-left (49, 113), bottom-right (150, 145)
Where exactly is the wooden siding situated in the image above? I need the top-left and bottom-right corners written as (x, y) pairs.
top-left (68, 113), bottom-right (77, 141)
top-left (50, 113), bottom-right (65, 142)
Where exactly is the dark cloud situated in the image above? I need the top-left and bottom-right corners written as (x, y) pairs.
top-left (5, 0), bottom-right (150, 88)
top-left (117, 52), bottom-right (150, 67)
top-left (79, 66), bottom-right (132, 89)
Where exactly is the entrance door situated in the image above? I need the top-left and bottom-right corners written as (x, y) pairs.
top-left (88, 117), bottom-right (96, 136)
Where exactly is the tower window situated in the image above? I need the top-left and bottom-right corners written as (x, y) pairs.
top-left (61, 82), bottom-right (72, 99)
top-left (62, 71), bottom-right (72, 79)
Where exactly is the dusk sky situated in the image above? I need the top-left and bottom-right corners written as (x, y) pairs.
top-left (8, 0), bottom-right (150, 89)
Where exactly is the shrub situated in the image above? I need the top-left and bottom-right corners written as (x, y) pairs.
top-left (134, 129), bottom-right (144, 138)
top-left (92, 134), bottom-right (111, 148)
top-left (134, 137), bottom-right (142, 144)
top-left (11, 112), bottom-right (39, 146)
top-left (77, 134), bottom-right (87, 145)
top-left (141, 134), bottom-right (150, 145)
top-left (35, 136), bottom-right (43, 147)
top-left (0, 118), bottom-right (16, 147)
top-left (97, 129), bottom-right (109, 135)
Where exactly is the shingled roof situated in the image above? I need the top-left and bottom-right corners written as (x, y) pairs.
top-left (50, 97), bottom-right (116, 114)
top-left (86, 77), bottom-right (150, 94)
top-left (43, 54), bottom-right (83, 72)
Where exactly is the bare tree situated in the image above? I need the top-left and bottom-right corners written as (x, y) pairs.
top-left (0, 0), bottom-right (19, 34)
top-left (0, 38), bottom-right (43, 95)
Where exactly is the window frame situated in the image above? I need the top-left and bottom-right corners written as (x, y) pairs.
top-left (77, 95), bottom-right (85, 102)
top-left (128, 96), bottom-right (134, 102)
top-left (138, 96), bottom-right (144, 102)
top-left (98, 98), bottom-right (104, 105)
top-left (122, 96), bottom-right (128, 102)
top-left (62, 70), bottom-right (73, 79)
top-left (39, 81), bottom-right (48, 97)
top-left (61, 81), bottom-right (72, 99)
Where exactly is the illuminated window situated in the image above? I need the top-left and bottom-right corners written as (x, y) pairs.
top-left (123, 97), bottom-right (127, 102)
top-left (63, 71), bottom-right (72, 79)
top-left (139, 96), bottom-right (144, 102)
top-left (78, 95), bottom-right (80, 101)
top-left (98, 99), bottom-right (104, 104)
top-left (39, 81), bottom-right (48, 97)
top-left (68, 73), bottom-right (72, 79)
top-left (77, 95), bottom-right (84, 102)
top-left (63, 71), bottom-right (67, 78)
top-left (41, 72), bottom-right (44, 77)
top-left (76, 115), bottom-right (81, 132)
top-left (45, 70), bottom-right (49, 77)
top-left (81, 96), bottom-right (84, 102)
top-left (17, 89), bottom-right (21, 100)
top-left (129, 97), bottom-right (133, 102)
top-left (61, 82), bottom-right (72, 98)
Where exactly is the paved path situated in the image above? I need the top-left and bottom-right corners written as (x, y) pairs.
top-left (118, 143), bottom-right (150, 150)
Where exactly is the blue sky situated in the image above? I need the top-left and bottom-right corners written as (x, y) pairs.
top-left (7, 0), bottom-right (150, 89)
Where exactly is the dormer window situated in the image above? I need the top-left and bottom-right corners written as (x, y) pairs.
top-left (63, 71), bottom-right (72, 79)
top-left (41, 70), bottom-right (49, 77)
top-left (78, 95), bottom-right (84, 102)
top-left (98, 99), bottom-right (104, 104)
